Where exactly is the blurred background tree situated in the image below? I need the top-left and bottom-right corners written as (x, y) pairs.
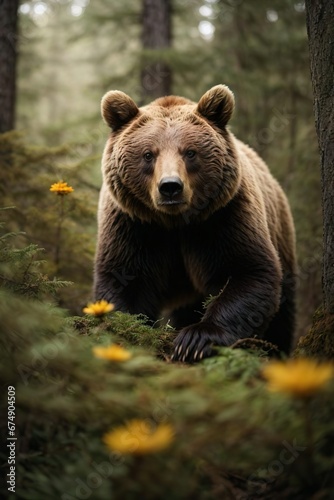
top-left (141, 0), bottom-right (172, 101)
top-left (0, 0), bottom-right (19, 132)
top-left (0, 0), bottom-right (321, 340)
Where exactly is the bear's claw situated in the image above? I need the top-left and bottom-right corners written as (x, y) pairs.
top-left (172, 322), bottom-right (227, 363)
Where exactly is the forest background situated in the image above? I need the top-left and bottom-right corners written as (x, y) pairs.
top-left (2, 2), bottom-right (333, 499)
top-left (1, 0), bottom-right (321, 338)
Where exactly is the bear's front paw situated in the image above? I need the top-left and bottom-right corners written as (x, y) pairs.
top-left (171, 322), bottom-right (228, 363)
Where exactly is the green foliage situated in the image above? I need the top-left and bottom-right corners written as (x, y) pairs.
top-left (1, 221), bottom-right (334, 499)
top-left (0, 219), bottom-right (71, 298)
top-left (0, 132), bottom-right (98, 311)
top-left (2, 299), bottom-right (334, 499)
top-left (70, 311), bottom-right (174, 359)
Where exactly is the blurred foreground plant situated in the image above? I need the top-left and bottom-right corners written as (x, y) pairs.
top-left (103, 419), bottom-right (175, 455)
top-left (92, 344), bottom-right (132, 362)
top-left (262, 358), bottom-right (334, 398)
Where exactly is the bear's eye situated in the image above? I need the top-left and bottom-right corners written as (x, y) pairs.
top-left (143, 151), bottom-right (154, 162)
top-left (185, 150), bottom-right (196, 159)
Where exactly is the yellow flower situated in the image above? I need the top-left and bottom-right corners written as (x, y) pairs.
top-left (50, 181), bottom-right (74, 195)
top-left (83, 300), bottom-right (114, 317)
top-left (92, 344), bottom-right (132, 362)
top-left (262, 358), bottom-right (334, 397)
top-left (103, 420), bottom-right (174, 455)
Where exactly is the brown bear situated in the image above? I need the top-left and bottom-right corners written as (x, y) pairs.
top-left (94, 85), bottom-right (296, 362)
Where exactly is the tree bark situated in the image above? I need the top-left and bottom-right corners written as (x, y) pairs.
top-left (141, 0), bottom-right (172, 101)
top-left (305, 0), bottom-right (334, 313)
top-left (0, 0), bottom-right (19, 133)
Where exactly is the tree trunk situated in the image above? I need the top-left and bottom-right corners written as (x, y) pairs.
top-left (295, 1), bottom-right (334, 358)
top-left (141, 0), bottom-right (172, 102)
top-left (305, 0), bottom-right (334, 313)
top-left (0, 0), bottom-right (19, 133)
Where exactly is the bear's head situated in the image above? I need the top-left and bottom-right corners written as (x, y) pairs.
top-left (101, 85), bottom-right (241, 225)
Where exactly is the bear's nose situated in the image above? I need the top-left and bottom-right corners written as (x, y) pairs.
top-left (158, 177), bottom-right (184, 198)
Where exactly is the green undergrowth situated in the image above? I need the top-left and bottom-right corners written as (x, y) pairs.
top-left (69, 312), bottom-right (175, 359)
top-left (1, 218), bottom-right (334, 500)
top-left (0, 132), bottom-right (98, 313)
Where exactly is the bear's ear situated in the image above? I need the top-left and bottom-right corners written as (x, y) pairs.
top-left (101, 90), bottom-right (139, 131)
top-left (196, 85), bottom-right (235, 129)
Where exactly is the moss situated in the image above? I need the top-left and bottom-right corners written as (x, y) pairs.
top-left (69, 312), bottom-right (175, 358)
top-left (294, 306), bottom-right (334, 359)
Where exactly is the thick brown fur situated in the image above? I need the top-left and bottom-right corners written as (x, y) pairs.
top-left (94, 85), bottom-right (297, 362)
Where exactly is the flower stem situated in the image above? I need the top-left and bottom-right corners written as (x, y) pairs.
top-left (54, 195), bottom-right (65, 272)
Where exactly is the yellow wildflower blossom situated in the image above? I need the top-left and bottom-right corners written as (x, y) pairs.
top-left (83, 300), bottom-right (114, 317)
top-left (50, 181), bottom-right (74, 195)
top-left (103, 419), bottom-right (174, 455)
top-left (262, 358), bottom-right (334, 398)
top-left (92, 344), bottom-right (132, 362)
